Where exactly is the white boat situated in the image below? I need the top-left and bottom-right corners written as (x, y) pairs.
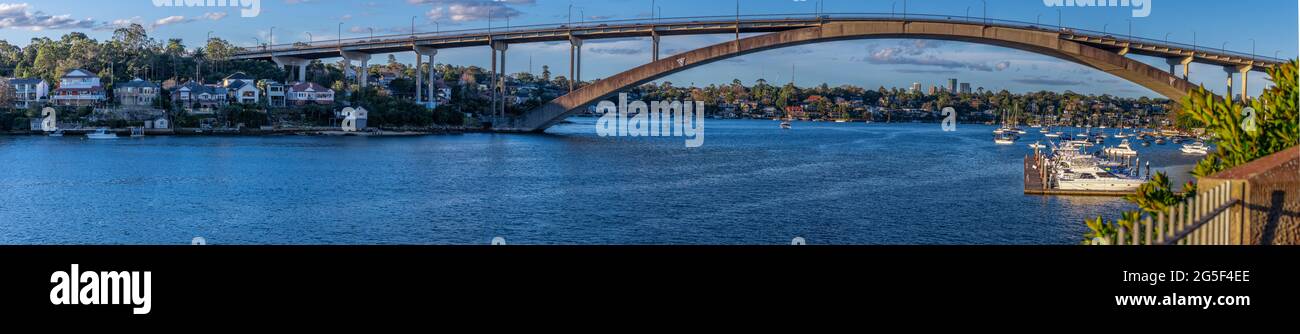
top-left (779, 121), bottom-right (792, 130)
top-left (1104, 139), bottom-right (1138, 157)
top-left (1180, 142), bottom-right (1210, 155)
top-left (1056, 170), bottom-right (1145, 191)
top-left (994, 133), bottom-right (1017, 145)
top-left (1044, 132), bottom-right (1061, 138)
top-left (1027, 141), bottom-right (1046, 149)
top-left (85, 128), bottom-right (118, 139)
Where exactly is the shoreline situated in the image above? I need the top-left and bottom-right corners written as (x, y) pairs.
top-left (1, 126), bottom-right (483, 137)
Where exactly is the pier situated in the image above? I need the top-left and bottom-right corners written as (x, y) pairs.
top-left (1023, 154), bottom-right (1131, 197)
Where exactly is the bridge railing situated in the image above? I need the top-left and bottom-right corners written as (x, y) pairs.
top-left (240, 12), bottom-right (1284, 64)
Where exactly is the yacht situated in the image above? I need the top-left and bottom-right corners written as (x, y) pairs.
top-left (1055, 170), bottom-right (1145, 191)
top-left (1044, 132), bottom-right (1062, 138)
top-left (994, 133), bottom-right (1017, 145)
top-left (779, 120), bottom-right (792, 130)
top-left (1104, 139), bottom-right (1138, 157)
top-left (1180, 142), bottom-right (1210, 155)
top-left (85, 128), bottom-right (118, 139)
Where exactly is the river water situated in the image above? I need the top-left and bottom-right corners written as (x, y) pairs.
top-left (0, 119), bottom-right (1202, 245)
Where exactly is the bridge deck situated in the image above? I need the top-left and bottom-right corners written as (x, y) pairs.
top-left (232, 13), bottom-right (1283, 71)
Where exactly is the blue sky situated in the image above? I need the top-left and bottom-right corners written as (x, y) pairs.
top-left (0, 0), bottom-right (1296, 98)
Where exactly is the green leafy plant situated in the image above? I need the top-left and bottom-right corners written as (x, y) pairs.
top-left (1183, 60), bottom-right (1299, 176)
top-left (1083, 60), bottom-right (1299, 244)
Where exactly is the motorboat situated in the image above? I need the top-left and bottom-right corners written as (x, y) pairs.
top-left (85, 128), bottom-right (118, 139)
top-left (1103, 139), bottom-right (1138, 157)
top-left (1055, 170), bottom-right (1145, 191)
top-left (994, 133), bottom-right (1017, 145)
top-left (780, 121), bottom-right (792, 130)
top-left (1044, 132), bottom-right (1062, 138)
top-left (1180, 142), bottom-right (1210, 155)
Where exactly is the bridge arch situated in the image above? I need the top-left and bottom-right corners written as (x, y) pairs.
top-left (507, 20), bottom-right (1194, 132)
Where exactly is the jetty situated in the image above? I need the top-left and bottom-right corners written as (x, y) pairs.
top-left (1023, 154), bottom-right (1131, 197)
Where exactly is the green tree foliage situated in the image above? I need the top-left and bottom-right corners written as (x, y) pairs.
top-left (1082, 60), bottom-right (1299, 244)
top-left (1183, 60), bottom-right (1299, 176)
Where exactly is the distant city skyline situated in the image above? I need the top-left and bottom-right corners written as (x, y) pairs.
top-left (0, 0), bottom-right (1296, 98)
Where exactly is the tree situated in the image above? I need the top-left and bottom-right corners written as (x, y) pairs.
top-left (1082, 60), bottom-right (1299, 244)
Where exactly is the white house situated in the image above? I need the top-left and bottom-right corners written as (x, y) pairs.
top-left (51, 69), bottom-right (105, 107)
top-left (287, 82), bottom-right (334, 106)
top-left (261, 80), bottom-right (286, 108)
top-left (8, 78), bottom-right (48, 109)
top-left (223, 72), bottom-right (259, 104)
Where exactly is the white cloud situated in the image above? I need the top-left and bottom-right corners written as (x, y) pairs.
top-left (414, 0), bottom-right (534, 22)
top-left (0, 3), bottom-right (97, 30)
top-left (151, 12), bottom-right (226, 28)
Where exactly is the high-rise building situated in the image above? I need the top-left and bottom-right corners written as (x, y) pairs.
top-left (959, 83), bottom-right (972, 94)
top-left (910, 82), bottom-right (922, 93)
top-left (947, 78), bottom-right (958, 94)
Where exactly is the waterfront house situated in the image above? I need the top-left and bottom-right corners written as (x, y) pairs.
top-left (51, 69), bottom-right (105, 107)
top-left (113, 78), bottom-right (159, 108)
top-left (261, 80), bottom-right (286, 108)
top-left (223, 72), bottom-right (259, 104)
top-left (287, 82), bottom-right (334, 106)
top-left (172, 81), bottom-right (229, 111)
top-left (8, 78), bottom-right (48, 109)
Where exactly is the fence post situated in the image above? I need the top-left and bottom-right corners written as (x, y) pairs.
top-left (1156, 211), bottom-right (1166, 245)
top-left (1144, 215), bottom-right (1153, 245)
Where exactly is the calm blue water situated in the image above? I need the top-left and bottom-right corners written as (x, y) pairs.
top-left (0, 120), bottom-right (1203, 245)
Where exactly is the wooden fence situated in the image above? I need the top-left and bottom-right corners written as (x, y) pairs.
top-left (1115, 182), bottom-right (1240, 245)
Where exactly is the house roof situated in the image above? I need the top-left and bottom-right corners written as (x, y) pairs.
top-left (289, 82), bottom-right (332, 93)
top-left (177, 81), bottom-right (228, 95)
top-left (62, 69), bottom-right (97, 78)
top-left (8, 78), bottom-right (45, 85)
top-left (224, 72), bottom-right (252, 80)
top-left (226, 80), bottom-right (249, 90)
top-left (115, 78), bottom-right (158, 89)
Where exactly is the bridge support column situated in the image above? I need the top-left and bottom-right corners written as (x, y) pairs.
top-left (569, 36), bottom-right (582, 92)
top-left (1166, 56), bottom-right (1193, 80)
top-left (1223, 66), bottom-right (1237, 101)
top-left (494, 41), bottom-right (508, 119)
top-left (1236, 65), bottom-right (1253, 102)
top-left (651, 32), bottom-right (660, 62)
top-left (272, 56), bottom-right (310, 83)
top-left (341, 51), bottom-right (372, 88)
top-left (415, 46), bottom-right (438, 107)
